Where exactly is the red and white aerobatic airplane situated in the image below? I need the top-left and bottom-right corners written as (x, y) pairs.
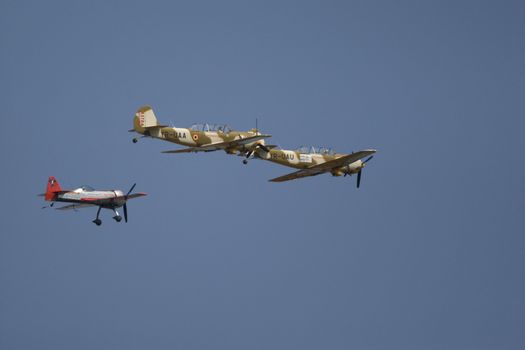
top-left (41, 176), bottom-right (147, 225)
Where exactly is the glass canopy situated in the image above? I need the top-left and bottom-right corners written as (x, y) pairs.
top-left (189, 123), bottom-right (232, 133)
top-left (295, 146), bottom-right (335, 155)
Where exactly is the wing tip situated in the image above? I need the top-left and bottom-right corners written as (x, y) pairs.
top-left (268, 176), bottom-right (288, 183)
top-left (126, 192), bottom-right (147, 200)
top-left (162, 148), bottom-right (198, 153)
top-left (162, 150), bottom-right (184, 153)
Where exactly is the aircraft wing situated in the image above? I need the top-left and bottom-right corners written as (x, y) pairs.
top-left (122, 193), bottom-right (147, 200)
top-left (269, 149), bottom-right (376, 182)
top-left (162, 134), bottom-right (271, 154)
top-left (268, 167), bottom-right (327, 182)
top-left (55, 203), bottom-right (96, 211)
top-left (79, 193), bottom-right (147, 204)
top-left (161, 147), bottom-right (208, 154)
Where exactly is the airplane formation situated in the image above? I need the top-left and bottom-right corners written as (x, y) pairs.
top-left (41, 105), bottom-right (377, 225)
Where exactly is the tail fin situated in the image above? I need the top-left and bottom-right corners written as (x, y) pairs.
top-left (45, 176), bottom-right (62, 201)
top-left (133, 106), bottom-right (160, 133)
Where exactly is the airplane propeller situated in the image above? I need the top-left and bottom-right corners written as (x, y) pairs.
top-left (243, 143), bottom-right (270, 164)
top-left (243, 118), bottom-right (269, 164)
top-left (258, 144), bottom-right (270, 153)
top-left (356, 155), bottom-right (374, 188)
top-left (364, 155), bottom-right (374, 164)
top-left (123, 183), bottom-right (136, 222)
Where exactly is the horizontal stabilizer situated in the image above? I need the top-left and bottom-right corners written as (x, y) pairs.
top-left (144, 125), bottom-right (168, 129)
top-left (129, 125), bottom-right (168, 132)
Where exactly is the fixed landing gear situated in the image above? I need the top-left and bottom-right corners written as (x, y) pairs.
top-left (132, 138), bottom-right (138, 143)
top-left (93, 207), bottom-right (102, 226)
top-left (112, 209), bottom-right (122, 222)
top-left (91, 207), bottom-right (124, 225)
top-left (243, 150), bottom-right (254, 165)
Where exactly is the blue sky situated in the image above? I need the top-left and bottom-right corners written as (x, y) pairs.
top-left (1, 1), bottom-right (524, 349)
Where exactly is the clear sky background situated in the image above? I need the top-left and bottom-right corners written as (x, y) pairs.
top-left (1, 1), bottom-right (524, 349)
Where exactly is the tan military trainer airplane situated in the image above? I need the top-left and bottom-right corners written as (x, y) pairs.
top-left (130, 106), bottom-right (271, 156)
top-left (40, 176), bottom-right (146, 225)
top-left (252, 145), bottom-right (376, 186)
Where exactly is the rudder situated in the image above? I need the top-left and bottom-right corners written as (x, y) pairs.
top-left (45, 176), bottom-right (62, 201)
top-left (133, 105), bottom-right (159, 133)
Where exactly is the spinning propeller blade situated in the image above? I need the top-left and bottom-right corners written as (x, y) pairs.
top-left (258, 144), bottom-right (270, 153)
top-left (356, 156), bottom-right (374, 188)
top-left (126, 183), bottom-right (136, 197)
top-left (122, 183), bottom-right (136, 222)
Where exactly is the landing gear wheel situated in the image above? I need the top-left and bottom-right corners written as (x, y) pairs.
top-left (93, 219), bottom-right (102, 226)
top-left (242, 159), bottom-right (248, 165)
top-left (132, 138), bottom-right (138, 143)
top-left (113, 215), bottom-right (122, 222)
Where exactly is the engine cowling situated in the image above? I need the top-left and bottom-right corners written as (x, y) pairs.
top-left (346, 160), bottom-right (364, 175)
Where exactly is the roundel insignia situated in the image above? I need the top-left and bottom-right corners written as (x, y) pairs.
top-left (192, 134), bottom-right (199, 141)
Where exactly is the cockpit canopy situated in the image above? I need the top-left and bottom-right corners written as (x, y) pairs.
top-left (295, 146), bottom-right (335, 155)
top-left (74, 185), bottom-right (95, 192)
top-left (190, 123), bottom-right (232, 133)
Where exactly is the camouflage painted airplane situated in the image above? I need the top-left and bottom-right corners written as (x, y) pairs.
top-left (40, 176), bottom-right (147, 225)
top-left (130, 106), bottom-right (271, 156)
top-left (252, 146), bottom-right (376, 186)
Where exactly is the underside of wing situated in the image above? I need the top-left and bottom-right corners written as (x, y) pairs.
top-left (55, 203), bottom-right (96, 211)
top-left (162, 134), bottom-right (271, 154)
top-left (162, 147), bottom-right (206, 154)
top-left (269, 168), bottom-right (326, 182)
